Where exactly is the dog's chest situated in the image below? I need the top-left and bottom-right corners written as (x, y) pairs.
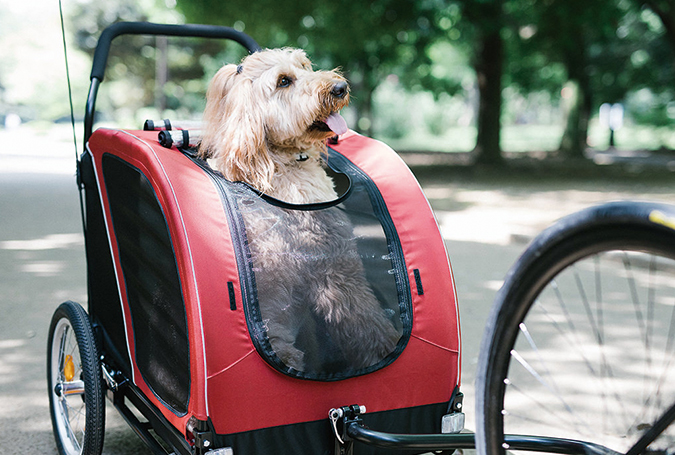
top-left (268, 159), bottom-right (338, 205)
top-left (242, 207), bottom-right (354, 267)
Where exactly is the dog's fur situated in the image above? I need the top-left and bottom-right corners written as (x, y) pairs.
top-left (199, 48), bottom-right (400, 372)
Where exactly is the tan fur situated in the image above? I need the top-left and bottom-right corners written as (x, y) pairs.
top-left (200, 48), bottom-right (348, 202)
top-left (200, 48), bottom-right (400, 372)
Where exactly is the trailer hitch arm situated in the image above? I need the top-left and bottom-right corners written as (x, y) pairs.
top-left (331, 405), bottom-right (618, 455)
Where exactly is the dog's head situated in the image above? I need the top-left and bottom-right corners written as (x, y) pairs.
top-left (200, 48), bottom-right (350, 192)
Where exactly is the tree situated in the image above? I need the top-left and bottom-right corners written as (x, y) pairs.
top-left (178, 0), bottom-right (438, 136)
top-left (458, 0), bottom-right (505, 165)
top-left (68, 0), bottom-right (214, 122)
top-left (505, 0), bottom-right (626, 158)
top-left (643, 0), bottom-right (675, 47)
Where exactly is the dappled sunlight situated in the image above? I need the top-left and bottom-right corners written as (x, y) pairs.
top-left (502, 250), bottom-right (675, 453)
top-left (20, 261), bottom-right (66, 277)
top-left (1, 234), bottom-right (83, 277)
top-left (1, 233), bottom-right (83, 251)
top-left (431, 187), bottom-right (675, 245)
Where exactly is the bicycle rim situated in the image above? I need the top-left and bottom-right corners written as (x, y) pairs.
top-left (50, 317), bottom-right (88, 455)
top-left (48, 301), bottom-right (104, 455)
top-left (479, 224), bottom-right (675, 454)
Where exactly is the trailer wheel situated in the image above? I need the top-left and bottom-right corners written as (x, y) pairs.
top-left (48, 301), bottom-right (105, 455)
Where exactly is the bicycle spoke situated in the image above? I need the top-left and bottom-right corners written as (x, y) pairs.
top-left (623, 253), bottom-right (647, 348)
top-left (575, 259), bottom-right (631, 430)
top-left (625, 400), bottom-right (675, 455)
top-left (476, 203), bottom-right (675, 455)
top-left (503, 381), bottom-right (593, 437)
top-left (507, 251), bottom-right (675, 451)
top-left (594, 255), bottom-right (604, 347)
top-left (508, 348), bottom-right (594, 437)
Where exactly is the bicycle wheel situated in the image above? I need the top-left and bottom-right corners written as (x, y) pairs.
top-left (48, 301), bottom-right (105, 455)
top-left (476, 201), bottom-right (675, 455)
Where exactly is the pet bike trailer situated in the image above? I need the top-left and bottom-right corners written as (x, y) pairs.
top-left (47, 22), bottom-right (462, 455)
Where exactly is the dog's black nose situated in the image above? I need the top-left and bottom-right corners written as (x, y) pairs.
top-left (331, 81), bottom-right (348, 99)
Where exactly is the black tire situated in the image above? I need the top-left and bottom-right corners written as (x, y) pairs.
top-left (475, 201), bottom-right (675, 455)
top-left (48, 301), bottom-right (105, 455)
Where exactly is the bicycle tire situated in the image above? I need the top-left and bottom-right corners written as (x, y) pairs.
top-left (47, 301), bottom-right (105, 455)
top-left (475, 201), bottom-right (675, 455)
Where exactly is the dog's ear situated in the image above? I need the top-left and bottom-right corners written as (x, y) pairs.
top-left (199, 64), bottom-right (238, 159)
top-left (200, 63), bottom-right (275, 193)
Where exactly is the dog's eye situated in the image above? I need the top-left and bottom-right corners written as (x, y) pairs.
top-left (277, 76), bottom-right (293, 88)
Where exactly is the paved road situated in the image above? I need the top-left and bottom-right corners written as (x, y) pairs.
top-left (2, 125), bottom-right (674, 454)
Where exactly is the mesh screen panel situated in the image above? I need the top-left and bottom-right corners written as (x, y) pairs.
top-left (103, 154), bottom-right (190, 414)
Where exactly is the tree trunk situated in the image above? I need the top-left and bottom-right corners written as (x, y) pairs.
top-left (644, 1), bottom-right (675, 47)
top-left (559, 43), bottom-right (592, 158)
top-left (559, 86), bottom-right (592, 158)
top-left (559, 81), bottom-right (582, 157)
top-left (155, 36), bottom-right (169, 115)
top-left (356, 89), bottom-right (374, 137)
top-left (350, 67), bottom-right (376, 137)
top-left (472, 20), bottom-right (504, 165)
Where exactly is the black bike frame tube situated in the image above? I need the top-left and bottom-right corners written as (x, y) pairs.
top-left (90, 22), bottom-right (261, 81)
top-left (84, 21), bottom-right (261, 144)
top-left (84, 78), bottom-right (100, 145)
top-left (625, 400), bottom-right (675, 455)
top-left (346, 423), bottom-right (618, 455)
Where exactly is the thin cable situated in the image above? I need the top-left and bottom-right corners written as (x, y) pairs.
top-left (58, 0), bottom-right (88, 237)
top-left (58, 0), bottom-right (79, 160)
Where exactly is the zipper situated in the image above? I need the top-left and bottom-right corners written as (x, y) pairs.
top-left (186, 157), bottom-right (261, 333)
top-left (326, 148), bottom-right (413, 338)
top-left (187, 150), bottom-right (412, 376)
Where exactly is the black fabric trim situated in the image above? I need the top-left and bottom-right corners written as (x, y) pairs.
top-left (102, 154), bottom-right (190, 415)
top-left (187, 156), bottom-right (261, 364)
top-left (413, 269), bottom-right (424, 296)
top-left (238, 161), bottom-right (353, 211)
top-left (326, 147), bottom-right (413, 357)
top-left (81, 149), bottom-right (132, 377)
top-left (214, 401), bottom-right (450, 455)
top-left (187, 150), bottom-right (412, 382)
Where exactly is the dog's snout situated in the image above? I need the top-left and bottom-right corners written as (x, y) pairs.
top-left (331, 81), bottom-right (348, 99)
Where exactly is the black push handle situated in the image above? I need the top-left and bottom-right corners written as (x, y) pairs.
top-left (90, 22), bottom-right (261, 81)
top-left (84, 21), bottom-right (261, 142)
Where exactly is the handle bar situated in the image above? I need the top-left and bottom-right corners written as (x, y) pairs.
top-left (84, 21), bottom-right (261, 142)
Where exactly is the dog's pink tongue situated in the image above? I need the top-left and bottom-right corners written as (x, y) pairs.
top-left (325, 112), bottom-right (348, 135)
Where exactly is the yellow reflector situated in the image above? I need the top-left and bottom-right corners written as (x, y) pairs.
top-left (64, 355), bottom-right (75, 381)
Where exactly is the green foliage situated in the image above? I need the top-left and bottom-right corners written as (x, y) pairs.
top-left (8, 0), bottom-right (672, 155)
top-left (66, 0), bottom-right (249, 125)
top-left (626, 88), bottom-right (675, 126)
top-left (177, 0), bottom-right (463, 131)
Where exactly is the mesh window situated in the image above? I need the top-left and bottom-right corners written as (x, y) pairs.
top-left (218, 151), bottom-right (411, 380)
top-left (103, 154), bottom-right (190, 414)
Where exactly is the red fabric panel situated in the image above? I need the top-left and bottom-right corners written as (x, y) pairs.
top-left (331, 131), bottom-right (461, 369)
top-left (88, 128), bottom-right (461, 436)
top-left (207, 337), bottom-right (457, 434)
top-left (88, 129), bottom-right (226, 431)
top-left (205, 131), bottom-right (461, 434)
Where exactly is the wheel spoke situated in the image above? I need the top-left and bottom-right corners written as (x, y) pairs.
top-left (48, 302), bottom-right (104, 455)
top-left (477, 205), bottom-right (675, 455)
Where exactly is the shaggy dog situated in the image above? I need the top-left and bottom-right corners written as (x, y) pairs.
top-left (199, 48), bottom-right (400, 373)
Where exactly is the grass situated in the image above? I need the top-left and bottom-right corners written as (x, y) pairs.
top-left (376, 122), bottom-right (675, 154)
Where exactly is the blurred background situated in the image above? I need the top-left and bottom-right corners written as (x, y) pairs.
top-left (2, 0), bottom-right (675, 166)
top-left (2, 2), bottom-right (675, 452)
